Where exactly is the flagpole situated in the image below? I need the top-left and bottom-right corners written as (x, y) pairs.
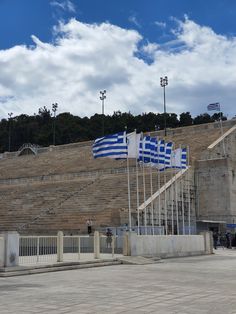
top-left (157, 139), bottom-right (161, 228)
top-left (141, 133), bottom-right (147, 235)
top-left (164, 168), bottom-right (168, 235)
top-left (187, 145), bottom-right (191, 235)
top-left (175, 171), bottom-right (179, 235)
top-left (181, 144), bottom-right (185, 235)
top-left (171, 173), bottom-right (174, 235)
top-left (127, 151), bottom-right (132, 231)
top-left (150, 166), bottom-right (154, 235)
top-left (135, 130), bottom-right (140, 235)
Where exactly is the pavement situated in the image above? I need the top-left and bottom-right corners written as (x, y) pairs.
top-left (1, 249), bottom-right (236, 314)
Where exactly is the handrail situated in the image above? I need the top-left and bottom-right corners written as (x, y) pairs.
top-left (207, 124), bottom-right (236, 150)
top-left (138, 167), bottom-right (189, 210)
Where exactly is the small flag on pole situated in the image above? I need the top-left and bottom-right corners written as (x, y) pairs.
top-left (127, 131), bottom-right (141, 158)
top-left (207, 103), bottom-right (220, 111)
top-left (170, 148), bottom-right (187, 169)
top-left (93, 131), bottom-right (127, 159)
top-left (139, 136), bottom-right (152, 163)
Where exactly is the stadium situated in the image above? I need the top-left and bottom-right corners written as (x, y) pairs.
top-left (0, 119), bottom-right (235, 236)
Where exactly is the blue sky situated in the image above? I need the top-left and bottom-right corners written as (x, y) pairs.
top-left (0, 0), bottom-right (236, 118)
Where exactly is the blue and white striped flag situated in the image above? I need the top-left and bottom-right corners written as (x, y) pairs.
top-left (154, 140), bottom-right (165, 169)
top-left (207, 103), bottom-right (220, 111)
top-left (164, 142), bottom-right (173, 168)
top-left (150, 137), bottom-right (158, 165)
top-left (181, 148), bottom-right (187, 168)
top-left (171, 148), bottom-right (187, 169)
top-left (139, 136), bottom-right (152, 163)
top-left (149, 139), bottom-right (163, 168)
top-left (93, 131), bottom-right (128, 159)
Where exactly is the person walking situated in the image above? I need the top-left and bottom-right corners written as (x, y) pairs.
top-left (213, 231), bottom-right (218, 250)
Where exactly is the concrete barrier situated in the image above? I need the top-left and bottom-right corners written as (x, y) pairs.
top-left (0, 232), bottom-right (20, 267)
top-left (0, 237), bottom-right (4, 266)
top-left (127, 232), bottom-right (208, 258)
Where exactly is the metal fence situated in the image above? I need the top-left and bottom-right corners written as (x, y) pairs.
top-left (19, 234), bottom-right (122, 265)
top-left (19, 236), bottom-right (58, 264)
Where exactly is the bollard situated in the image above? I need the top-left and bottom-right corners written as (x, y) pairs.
top-left (123, 232), bottom-right (130, 256)
top-left (4, 231), bottom-right (19, 267)
top-left (111, 235), bottom-right (115, 258)
top-left (200, 231), bottom-right (213, 254)
top-left (57, 231), bottom-right (64, 262)
top-left (94, 231), bottom-right (100, 259)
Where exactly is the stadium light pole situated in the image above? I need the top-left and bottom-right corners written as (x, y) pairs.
top-left (52, 103), bottom-right (58, 146)
top-left (100, 90), bottom-right (106, 136)
top-left (8, 112), bottom-right (13, 152)
top-left (160, 76), bottom-right (168, 136)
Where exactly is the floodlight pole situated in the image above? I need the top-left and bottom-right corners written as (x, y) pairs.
top-left (8, 112), bottom-right (13, 152)
top-left (52, 103), bottom-right (58, 146)
top-left (160, 76), bottom-right (168, 137)
top-left (100, 90), bottom-right (106, 136)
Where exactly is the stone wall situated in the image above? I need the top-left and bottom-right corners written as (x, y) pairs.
top-left (195, 123), bottom-right (236, 227)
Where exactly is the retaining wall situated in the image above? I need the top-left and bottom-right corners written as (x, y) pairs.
top-left (126, 232), bottom-right (210, 258)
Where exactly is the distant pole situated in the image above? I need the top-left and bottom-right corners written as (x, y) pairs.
top-left (160, 76), bottom-right (168, 137)
top-left (100, 90), bottom-right (106, 136)
top-left (8, 112), bottom-right (13, 152)
top-left (52, 103), bottom-right (58, 146)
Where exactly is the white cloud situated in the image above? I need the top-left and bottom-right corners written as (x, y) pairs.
top-left (128, 15), bottom-right (141, 28)
top-left (50, 0), bottom-right (76, 13)
top-left (0, 17), bottom-right (236, 119)
top-left (155, 21), bottom-right (166, 29)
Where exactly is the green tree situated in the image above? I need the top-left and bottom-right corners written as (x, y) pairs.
top-left (179, 112), bottom-right (193, 126)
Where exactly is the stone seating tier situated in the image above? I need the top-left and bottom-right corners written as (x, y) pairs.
top-left (0, 171), bottom-right (170, 234)
top-left (0, 120), bottom-right (234, 181)
top-left (0, 120), bottom-right (234, 233)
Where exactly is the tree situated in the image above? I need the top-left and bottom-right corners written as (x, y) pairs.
top-left (179, 112), bottom-right (193, 126)
top-left (193, 113), bottom-right (212, 125)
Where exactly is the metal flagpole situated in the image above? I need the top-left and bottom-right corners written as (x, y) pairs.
top-left (141, 133), bottom-right (147, 235)
top-left (187, 145), bottom-right (191, 235)
top-left (171, 144), bottom-right (175, 235)
top-left (181, 144), bottom-right (185, 235)
top-left (158, 169), bottom-right (161, 227)
top-left (156, 139), bottom-right (161, 228)
top-left (135, 130), bottom-right (140, 235)
top-left (175, 172), bottom-right (179, 235)
top-left (164, 171), bottom-right (168, 235)
top-left (127, 152), bottom-right (132, 231)
top-left (164, 157), bottom-right (168, 235)
top-left (150, 166), bottom-right (154, 235)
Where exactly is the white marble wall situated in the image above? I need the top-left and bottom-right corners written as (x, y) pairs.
top-left (128, 232), bottom-right (206, 257)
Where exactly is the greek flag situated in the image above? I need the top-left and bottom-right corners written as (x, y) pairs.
top-left (164, 142), bottom-right (173, 168)
top-left (207, 103), bottom-right (220, 111)
top-left (93, 132), bottom-right (128, 159)
top-left (181, 148), bottom-right (187, 168)
top-left (171, 148), bottom-right (187, 169)
top-left (139, 136), bottom-right (152, 163)
top-left (150, 137), bottom-right (158, 165)
top-left (152, 139), bottom-right (165, 169)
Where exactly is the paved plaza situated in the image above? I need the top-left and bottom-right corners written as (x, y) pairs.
top-left (0, 249), bottom-right (236, 314)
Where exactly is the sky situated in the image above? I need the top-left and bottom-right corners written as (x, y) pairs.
top-left (0, 0), bottom-right (236, 119)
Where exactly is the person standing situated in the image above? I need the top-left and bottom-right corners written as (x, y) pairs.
top-left (87, 219), bottom-right (92, 234)
top-left (106, 228), bottom-right (113, 248)
top-left (213, 231), bottom-right (218, 250)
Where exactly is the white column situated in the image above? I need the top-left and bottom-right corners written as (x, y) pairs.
top-left (4, 231), bottom-right (19, 267)
top-left (57, 231), bottom-right (64, 262)
top-left (94, 231), bottom-right (100, 259)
